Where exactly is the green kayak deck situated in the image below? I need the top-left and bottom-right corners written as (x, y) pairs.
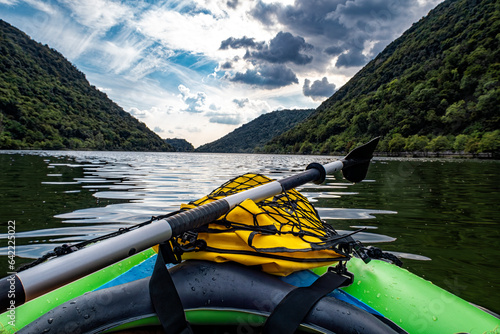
top-left (1, 249), bottom-right (498, 334)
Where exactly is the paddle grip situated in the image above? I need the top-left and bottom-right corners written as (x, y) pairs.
top-left (168, 199), bottom-right (230, 237)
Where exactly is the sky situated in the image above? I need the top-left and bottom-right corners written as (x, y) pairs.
top-left (0, 0), bottom-right (443, 147)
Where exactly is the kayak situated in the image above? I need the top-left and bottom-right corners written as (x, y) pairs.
top-left (0, 139), bottom-right (498, 333)
top-left (0, 248), bottom-right (498, 333)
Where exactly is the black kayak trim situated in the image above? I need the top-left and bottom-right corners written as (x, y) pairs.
top-left (19, 260), bottom-right (408, 334)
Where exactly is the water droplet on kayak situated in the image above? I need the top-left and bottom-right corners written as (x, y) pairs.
top-left (47, 318), bottom-right (53, 324)
top-left (357, 280), bottom-right (361, 285)
top-left (432, 316), bottom-right (438, 321)
top-left (376, 293), bottom-right (381, 298)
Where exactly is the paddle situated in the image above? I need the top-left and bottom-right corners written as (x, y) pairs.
top-left (0, 137), bottom-right (379, 312)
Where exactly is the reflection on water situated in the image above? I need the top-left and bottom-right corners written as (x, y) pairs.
top-left (0, 151), bottom-right (498, 313)
top-left (0, 151), bottom-right (398, 259)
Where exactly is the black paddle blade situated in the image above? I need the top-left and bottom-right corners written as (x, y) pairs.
top-left (341, 137), bottom-right (380, 183)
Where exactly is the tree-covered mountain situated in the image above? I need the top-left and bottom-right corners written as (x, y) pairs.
top-left (0, 20), bottom-right (172, 151)
top-left (165, 138), bottom-right (194, 152)
top-left (265, 0), bottom-right (499, 155)
top-left (196, 109), bottom-right (314, 153)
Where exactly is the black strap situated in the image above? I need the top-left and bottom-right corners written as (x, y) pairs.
top-left (262, 270), bottom-right (348, 334)
top-left (149, 242), bottom-right (193, 334)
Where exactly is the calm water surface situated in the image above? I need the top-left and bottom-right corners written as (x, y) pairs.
top-left (0, 151), bottom-right (498, 313)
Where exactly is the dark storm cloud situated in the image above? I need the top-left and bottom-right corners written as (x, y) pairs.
top-left (303, 77), bottom-right (336, 100)
top-left (335, 50), bottom-right (368, 67)
top-left (220, 0), bottom-right (440, 91)
top-left (220, 31), bottom-right (311, 89)
top-left (324, 45), bottom-right (344, 56)
top-left (244, 32), bottom-right (313, 65)
top-left (230, 64), bottom-right (298, 89)
top-left (250, 0), bottom-right (349, 38)
top-left (226, 0), bottom-right (239, 10)
top-left (249, 1), bottom-right (281, 26)
top-left (220, 36), bottom-right (263, 50)
top-left (222, 32), bottom-right (313, 65)
top-left (220, 61), bottom-right (233, 69)
top-left (249, 0), bottom-right (441, 69)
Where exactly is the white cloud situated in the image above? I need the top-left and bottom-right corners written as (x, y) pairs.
top-left (178, 85), bottom-right (207, 113)
top-left (58, 0), bottom-right (133, 32)
top-left (135, 1), bottom-right (275, 59)
top-left (0, 0), bottom-right (18, 5)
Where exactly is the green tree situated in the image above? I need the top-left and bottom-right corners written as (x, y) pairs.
top-left (405, 135), bottom-right (429, 152)
top-left (388, 134), bottom-right (406, 152)
top-left (478, 131), bottom-right (500, 153)
top-left (427, 136), bottom-right (452, 152)
top-left (453, 134), bottom-right (469, 152)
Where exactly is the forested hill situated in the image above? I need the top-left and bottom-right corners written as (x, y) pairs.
top-left (165, 138), bottom-right (194, 152)
top-left (196, 109), bottom-right (314, 153)
top-left (0, 20), bottom-right (172, 151)
top-left (265, 0), bottom-right (499, 155)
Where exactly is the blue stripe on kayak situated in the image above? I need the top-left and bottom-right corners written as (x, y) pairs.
top-left (280, 269), bottom-right (384, 317)
top-left (95, 254), bottom-right (382, 317)
top-left (95, 254), bottom-right (158, 291)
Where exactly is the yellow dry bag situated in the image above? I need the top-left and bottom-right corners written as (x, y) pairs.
top-left (170, 174), bottom-right (352, 276)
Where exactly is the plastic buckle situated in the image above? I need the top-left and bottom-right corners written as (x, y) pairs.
top-left (180, 230), bottom-right (198, 244)
top-left (329, 262), bottom-right (354, 287)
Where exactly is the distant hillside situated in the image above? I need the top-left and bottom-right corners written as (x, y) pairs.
top-left (165, 138), bottom-right (194, 152)
top-left (0, 20), bottom-right (173, 151)
top-left (266, 0), bottom-right (499, 155)
top-left (196, 109), bottom-right (314, 153)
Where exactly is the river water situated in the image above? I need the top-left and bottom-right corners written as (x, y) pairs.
top-left (0, 151), bottom-right (498, 314)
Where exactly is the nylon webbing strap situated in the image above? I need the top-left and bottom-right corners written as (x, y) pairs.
top-left (149, 242), bottom-right (193, 334)
top-left (262, 270), bottom-right (348, 334)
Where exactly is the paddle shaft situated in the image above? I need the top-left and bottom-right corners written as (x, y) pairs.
top-left (0, 138), bottom-right (379, 311)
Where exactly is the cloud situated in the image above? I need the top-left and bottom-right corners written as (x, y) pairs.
top-left (233, 98), bottom-right (249, 108)
top-left (222, 32), bottom-right (313, 65)
top-left (208, 114), bottom-right (242, 125)
top-left (178, 85), bottom-right (207, 113)
top-left (226, 0), bottom-right (240, 10)
top-left (58, 0), bottom-right (133, 31)
top-left (129, 107), bottom-right (147, 118)
top-left (324, 45), bottom-right (344, 56)
top-left (0, 0), bottom-right (18, 5)
top-left (249, 0), bottom-right (442, 69)
top-left (244, 31), bottom-right (313, 65)
top-left (153, 126), bottom-right (164, 133)
top-left (230, 64), bottom-right (298, 89)
top-left (303, 77), bottom-right (336, 101)
top-left (220, 36), bottom-right (262, 50)
top-left (248, 1), bottom-right (280, 26)
top-left (220, 31), bottom-right (312, 89)
top-left (336, 50), bottom-right (369, 68)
